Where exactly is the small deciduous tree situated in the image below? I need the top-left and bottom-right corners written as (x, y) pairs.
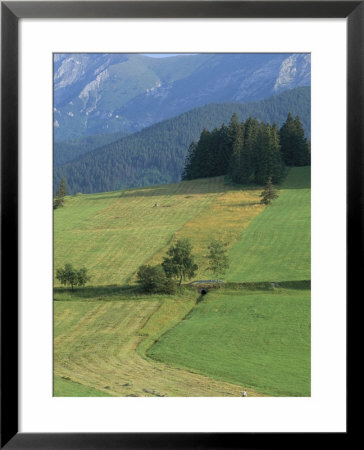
top-left (207, 239), bottom-right (229, 278)
top-left (162, 239), bottom-right (198, 286)
top-left (56, 263), bottom-right (91, 290)
top-left (76, 267), bottom-right (91, 288)
top-left (260, 176), bottom-right (279, 205)
top-left (137, 265), bottom-right (176, 294)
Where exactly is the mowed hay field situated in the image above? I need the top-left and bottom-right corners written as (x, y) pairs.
top-left (54, 167), bottom-right (310, 396)
top-left (54, 375), bottom-right (113, 397)
top-left (54, 291), bottom-right (261, 397)
top-left (54, 177), bottom-right (229, 286)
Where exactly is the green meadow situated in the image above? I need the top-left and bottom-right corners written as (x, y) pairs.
top-left (149, 286), bottom-right (310, 397)
top-left (227, 167), bottom-right (310, 282)
top-left (54, 167), bottom-right (310, 397)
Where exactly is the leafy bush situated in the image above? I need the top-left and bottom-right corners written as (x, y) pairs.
top-left (137, 265), bottom-right (176, 294)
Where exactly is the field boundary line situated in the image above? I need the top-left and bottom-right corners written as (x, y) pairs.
top-left (137, 296), bottom-right (199, 362)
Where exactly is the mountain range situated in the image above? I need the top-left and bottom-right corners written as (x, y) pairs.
top-left (54, 53), bottom-right (310, 142)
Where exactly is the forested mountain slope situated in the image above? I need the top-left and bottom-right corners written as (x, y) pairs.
top-left (54, 130), bottom-right (130, 166)
top-left (54, 87), bottom-right (310, 194)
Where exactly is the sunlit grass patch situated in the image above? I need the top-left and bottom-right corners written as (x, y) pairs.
top-left (137, 184), bottom-right (265, 280)
top-left (54, 177), bottom-right (227, 286)
top-left (149, 286), bottom-right (311, 396)
top-left (227, 167), bottom-right (311, 282)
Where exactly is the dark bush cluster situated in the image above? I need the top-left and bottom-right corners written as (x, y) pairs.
top-left (137, 265), bottom-right (176, 294)
top-left (56, 263), bottom-right (91, 290)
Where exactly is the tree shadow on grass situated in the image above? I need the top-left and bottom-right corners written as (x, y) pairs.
top-left (225, 201), bottom-right (262, 207)
top-left (83, 177), bottom-right (250, 199)
top-left (53, 284), bottom-right (148, 301)
top-left (223, 280), bottom-right (311, 291)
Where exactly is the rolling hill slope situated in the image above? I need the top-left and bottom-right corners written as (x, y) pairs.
top-left (226, 166), bottom-right (311, 282)
top-left (54, 177), bottom-right (230, 286)
top-left (54, 176), bottom-right (268, 397)
top-left (147, 167), bottom-right (311, 396)
top-left (54, 168), bottom-right (310, 397)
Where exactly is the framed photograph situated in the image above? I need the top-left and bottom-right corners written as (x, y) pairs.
top-left (1, 1), bottom-right (358, 448)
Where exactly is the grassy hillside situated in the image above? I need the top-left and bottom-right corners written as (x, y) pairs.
top-left (54, 177), bottom-right (226, 286)
top-left (54, 176), bottom-right (265, 286)
top-left (54, 291), bottom-right (260, 397)
top-left (146, 167), bottom-right (311, 396)
top-left (227, 166), bottom-right (311, 282)
top-left (149, 286), bottom-right (310, 396)
top-left (54, 176), bottom-right (266, 396)
top-left (134, 185), bottom-right (265, 281)
top-left (54, 168), bottom-right (310, 397)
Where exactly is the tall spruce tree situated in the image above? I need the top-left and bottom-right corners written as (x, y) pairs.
top-left (196, 128), bottom-right (212, 178)
top-left (240, 117), bottom-right (259, 184)
top-left (293, 116), bottom-right (311, 166)
top-left (217, 124), bottom-right (233, 174)
top-left (260, 176), bottom-right (279, 205)
top-left (279, 112), bottom-right (296, 165)
top-left (268, 123), bottom-right (285, 183)
top-left (230, 123), bottom-right (244, 183)
top-left (207, 127), bottom-right (224, 177)
top-left (54, 177), bottom-right (67, 209)
top-left (280, 113), bottom-right (310, 166)
top-left (182, 141), bottom-right (198, 180)
top-left (227, 113), bottom-right (241, 148)
top-left (254, 123), bottom-right (271, 185)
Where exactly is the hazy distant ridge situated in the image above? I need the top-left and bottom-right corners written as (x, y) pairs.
top-left (54, 53), bottom-right (310, 141)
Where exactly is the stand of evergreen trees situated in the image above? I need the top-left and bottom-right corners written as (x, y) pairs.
top-left (182, 113), bottom-right (310, 185)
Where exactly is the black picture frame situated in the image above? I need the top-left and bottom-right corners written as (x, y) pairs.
top-left (1, 1), bottom-right (359, 448)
